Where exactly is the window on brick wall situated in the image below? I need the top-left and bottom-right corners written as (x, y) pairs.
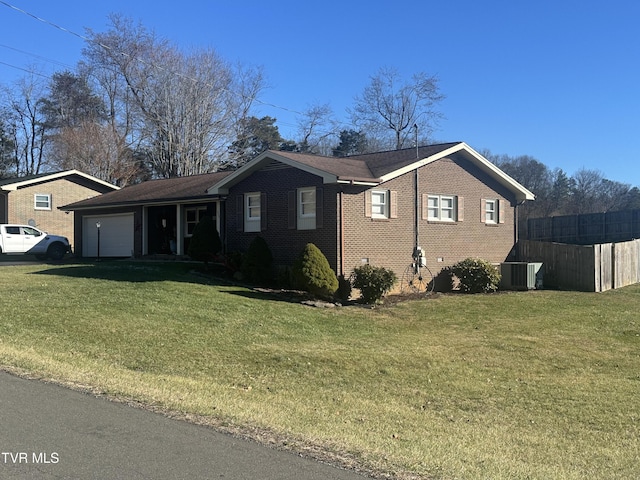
top-left (288, 187), bottom-right (323, 230)
top-left (365, 189), bottom-right (398, 219)
top-left (481, 198), bottom-right (504, 224)
top-left (244, 192), bottom-right (261, 232)
top-left (34, 194), bottom-right (51, 210)
top-left (423, 194), bottom-right (462, 222)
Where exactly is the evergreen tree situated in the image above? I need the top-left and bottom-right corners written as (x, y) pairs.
top-left (187, 216), bottom-right (221, 268)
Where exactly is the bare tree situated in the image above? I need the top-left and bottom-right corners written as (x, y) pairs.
top-left (1, 72), bottom-right (49, 175)
top-left (350, 67), bottom-right (444, 150)
top-left (85, 15), bottom-right (265, 178)
top-left (295, 103), bottom-right (337, 155)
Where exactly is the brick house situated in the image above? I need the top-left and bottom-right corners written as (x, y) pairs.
top-left (209, 142), bottom-right (534, 279)
top-left (62, 142), bottom-right (534, 280)
top-left (0, 170), bottom-right (118, 248)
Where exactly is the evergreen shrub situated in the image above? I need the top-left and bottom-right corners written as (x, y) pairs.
top-left (187, 215), bottom-right (221, 267)
top-left (292, 243), bottom-right (338, 300)
top-left (241, 236), bottom-right (274, 284)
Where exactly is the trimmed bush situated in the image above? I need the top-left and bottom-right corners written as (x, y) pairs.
top-left (292, 243), bottom-right (338, 300)
top-left (187, 215), bottom-right (221, 267)
top-left (351, 264), bottom-right (397, 304)
top-left (241, 236), bottom-right (274, 284)
top-left (450, 258), bottom-right (501, 293)
top-left (336, 274), bottom-right (353, 304)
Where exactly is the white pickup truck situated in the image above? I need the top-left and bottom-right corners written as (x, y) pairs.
top-left (0, 224), bottom-right (71, 260)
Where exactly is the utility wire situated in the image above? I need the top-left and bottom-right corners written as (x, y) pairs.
top-left (0, 0), bottom-right (355, 140)
top-left (0, 0), bottom-right (306, 115)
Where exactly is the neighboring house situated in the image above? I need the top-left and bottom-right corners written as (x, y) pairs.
top-left (62, 142), bottom-right (534, 280)
top-left (0, 170), bottom-right (119, 249)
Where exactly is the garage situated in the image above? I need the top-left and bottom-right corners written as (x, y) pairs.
top-left (82, 214), bottom-right (134, 257)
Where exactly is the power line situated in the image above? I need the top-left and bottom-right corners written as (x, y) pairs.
top-left (0, 0), bottom-right (355, 140)
top-left (0, 0), bottom-right (307, 116)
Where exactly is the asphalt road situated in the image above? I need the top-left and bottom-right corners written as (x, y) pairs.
top-left (0, 371), bottom-right (368, 479)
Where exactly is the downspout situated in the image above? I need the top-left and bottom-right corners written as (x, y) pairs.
top-left (515, 199), bottom-right (526, 260)
top-left (339, 189), bottom-right (345, 277)
top-left (414, 124), bottom-right (420, 255)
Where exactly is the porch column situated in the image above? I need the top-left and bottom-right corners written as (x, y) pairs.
top-left (176, 204), bottom-right (184, 255)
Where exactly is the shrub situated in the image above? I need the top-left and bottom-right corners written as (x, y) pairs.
top-left (187, 215), bottom-right (221, 268)
top-left (351, 264), bottom-right (397, 304)
top-left (336, 274), bottom-right (352, 304)
top-left (431, 266), bottom-right (454, 292)
top-left (241, 236), bottom-right (274, 284)
top-left (292, 243), bottom-right (338, 300)
top-left (449, 258), bottom-right (501, 293)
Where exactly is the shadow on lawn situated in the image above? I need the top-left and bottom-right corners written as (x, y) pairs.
top-left (30, 261), bottom-right (337, 307)
top-left (27, 260), bottom-right (229, 286)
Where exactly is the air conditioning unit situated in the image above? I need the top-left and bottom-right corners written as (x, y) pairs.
top-left (500, 262), bottom-right (544, 290)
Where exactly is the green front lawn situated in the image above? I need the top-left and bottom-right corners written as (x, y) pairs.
top-left (1, 261), bottom-right (638, 479)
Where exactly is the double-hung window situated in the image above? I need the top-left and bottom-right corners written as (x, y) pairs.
top-left (371, 190), bottom-right (388, 218)
top-left (244, 192), bottom-right (261, 232)
top-left (299, 188), bottom-right (316, 218)
top-left (485, 199), bottom-right (497, 224)
top-left (427, 195), bottom-right (456, 222)
top-left (289, 187), bottom-right (322, 230)
top-left (34, 194), bottom-right (51, 210)
top-left (482, 198), bottom-right (504, 224)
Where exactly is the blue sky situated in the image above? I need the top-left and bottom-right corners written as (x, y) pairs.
top-left (1, 0), bottom-right (639, 187)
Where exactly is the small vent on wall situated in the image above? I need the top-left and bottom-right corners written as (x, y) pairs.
top-left (261, 160), bottom-right (293, 172)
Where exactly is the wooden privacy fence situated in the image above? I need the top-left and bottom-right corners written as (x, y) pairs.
top-left (518, 239), bottom-right (640, 292)
top-left (526, 209), bottom-right (640, 245)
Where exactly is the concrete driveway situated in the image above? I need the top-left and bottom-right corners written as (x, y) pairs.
top-left (0, 371), bottom-right (368, 479)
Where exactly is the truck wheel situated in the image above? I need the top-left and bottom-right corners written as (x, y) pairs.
top-left (47, 243), bottom-right (67, 261)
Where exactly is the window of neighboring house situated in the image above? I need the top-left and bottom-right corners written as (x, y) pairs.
top-left (371, 190), bottom-right (388, 218)
top-left (185, 206), bottom-right (208, 236)
top-left (34, 194), bottom-right (51, 210)
top-left (485, 199), bottom-right (497, 224)
top-left (244, 192), bottom-right (261, 232)
top-left (427, 194), bottom-right (456, 222)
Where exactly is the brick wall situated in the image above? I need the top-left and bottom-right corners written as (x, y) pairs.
top-left (8, 178), bottom-right (103, 249)
top-left (342, 153), bottom-right (518, 281)
top-left (225, 165), bottom-right (340, 271)
top-left (224, 153), bottom-right (522, 283)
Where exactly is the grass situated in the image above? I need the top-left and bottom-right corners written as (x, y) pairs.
top-left (0, 260), bottom-right (639, 479)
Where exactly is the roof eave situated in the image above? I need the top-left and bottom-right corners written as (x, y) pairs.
top-left (1, 170), bottom-right (119, 191)
top-left (61, 194), bottom-right (224, 211)
top-left (208, 151), bottom-right (338, 195)
top-left (377, 142), bottom-right (535, 201)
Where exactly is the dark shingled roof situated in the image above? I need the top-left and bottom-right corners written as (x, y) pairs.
top-left (62, 171), bottom-right (232, 210)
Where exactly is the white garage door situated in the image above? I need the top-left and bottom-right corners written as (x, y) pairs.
top-left (83, 214), bottom-right (134, 257)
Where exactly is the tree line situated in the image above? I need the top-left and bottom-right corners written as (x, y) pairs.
top-left (0, 13), bottom-right (636, 222)
top-left (483, 152), bottom-right (640, 219)
top-left (0, 15), bottom-right (442, 185)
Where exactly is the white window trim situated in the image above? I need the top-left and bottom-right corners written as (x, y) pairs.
top-left (428, 194), bottom-right (456, 222)
top-left (485, 199), bottom-right (497, 224)
top-left (185, 206), bottom-right (208, 237)
top-left (371, 190), bottom-right (389, 219)
top-left (34, 194), bottom-right (51, 210)
top-left (298, 187), bottom-right (316, 218)
top-left (246, 192), bottom-right (261, 220)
